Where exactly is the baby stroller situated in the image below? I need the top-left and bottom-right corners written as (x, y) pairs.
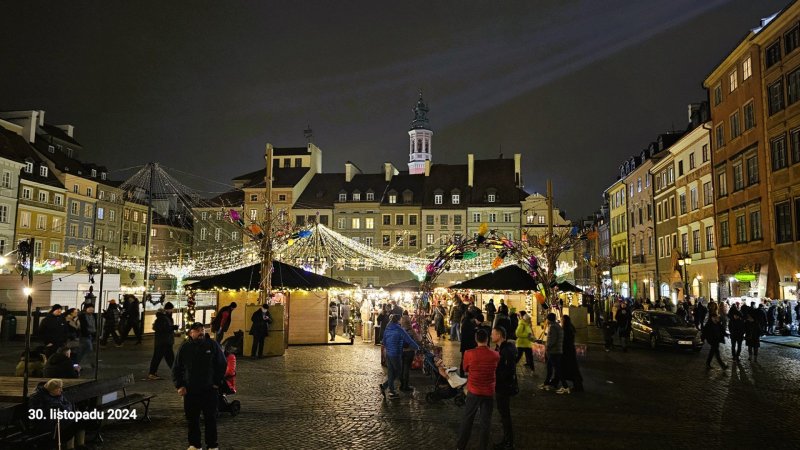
top-left (423, 351), bottom-right (467, 406)
top-left (218, 345), bottom-right (241, 417)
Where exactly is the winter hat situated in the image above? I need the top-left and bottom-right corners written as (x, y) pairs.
top-left (164, 302), bottom-right (174, 310)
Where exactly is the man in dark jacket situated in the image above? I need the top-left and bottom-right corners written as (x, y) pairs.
top-left (492, 326), bottom-right (517, 450)
top-left (77, 304), bottom-right (97, 367)
top-left (249, 304), bottom-right (272, 359)
top-left (149, 302), bottom-right (178, 380)
top-left (449, 299), bottom-right (465, 341)
top-left (100, 298), bottom-right (123, 347)
top-left (379, 314), bottom-right (419, 399)
top-left (615, 302), bottom-right (631, 352)
top-left (485, 299), bottom-right (497, 325)
top-left (43, 346), bottom-right (80, 378)
top-left (492, 304), bottom-right (512, 337)
top-left (702, 314), bottom-right (728, 370)
top-left (693, 301), bottom-right (707, 330)
top-left (460, 312), bottom-right (478, 376)
top-left (173, 322), bottom-right (228, 450)
top-left (120, 295), bottom-right (143, 344)
top-left (214, 302), bottom-right (237, 343)
top-left (38, 304), bottom-right (67, 351)
top-left (728, 310), bottom-right (746, 361)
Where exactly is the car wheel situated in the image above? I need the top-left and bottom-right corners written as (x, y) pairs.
top-left (649, 334), bottom-right (657, 349)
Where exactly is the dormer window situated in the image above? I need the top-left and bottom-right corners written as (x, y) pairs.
top-left (25, 162), bottom-right (33, 174)
top-left (388, 194), bottom-right (397, 204)
top-left (353, 191), bottom-right (361, 201)
top-left (91, 169), bottom-right (97, 178)
top-left (39, 166), bottom-right (48, 177)
top-left (487, 194), bottom-right (496, 203)
top-left (48, 145), bottom-right (55, 153)
top-left (434, 194), bottom-right (443, 205)
top-left (451, 192), bottom-right (460, 205)
top-left (338, 192), bottom-right (347, 202)
top-left (366, 191), bottom-right (374, 201)
top-left (402, 190), bottom-right (413, 204)
top-left (101, 172), bottom-right (107, 180)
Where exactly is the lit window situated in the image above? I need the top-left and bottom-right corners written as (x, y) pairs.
top-left (487, 194), bottom-right (496, 203)
top-left (742, 57), bottom-right (752, 80)
top-left (434, 194), bottom-right (442, 205)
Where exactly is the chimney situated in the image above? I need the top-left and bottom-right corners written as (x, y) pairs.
top-left (514, 153), bottom-right (522, 188)
top-left (383, 162), bottom-right (397, 182)
top-left (345, 161), bottom-right (361, 183)
top-left (56, 124), bottom-right (75, 138)
top-left (467, 154), bottom-right (474, 187)
top-left (37, 110), bottom-right (45, 126)
top-left (424, 160), bottom-right (431, 177)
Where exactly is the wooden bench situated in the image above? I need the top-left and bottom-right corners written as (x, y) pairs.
top-left (67, 374), bottom-right (155, 443)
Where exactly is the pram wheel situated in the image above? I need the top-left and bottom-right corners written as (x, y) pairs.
top-left (229, 400), bottom-right (241, 417)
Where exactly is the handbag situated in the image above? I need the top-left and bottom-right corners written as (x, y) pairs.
top-left (531, 341), bottom-right (546, 363)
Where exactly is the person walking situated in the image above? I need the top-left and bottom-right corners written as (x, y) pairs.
top-left (450, 298), bottom-right (465, 341)
top-left (100, 298), bottom-right (123, 347)
top-left (120, 295), bottom-right (143, 344)
top-left (767, 302), bottom-right (777, 335)
top-left (744, 313), bottom-right (761, 362)
top-left (514, 311), bottom-right (534, 371)
top-left (561, 315), bottom-right (583, 392)
top-left (38, 304), bottom-right (67, 352)
top-left (492, 326), bottom-right (517, 450)
top-left (212, 302), bottom-right (237, 343)
top-left (615, 302), bottom-right (631, 352)
top-left (702, 314), bottom-right (727, 370)
top-left (541, 313), bottom-right (565, 392)
top-left (148, 302), bottom-right (178, 380)
top-left (250, 304), bottom-right (272, 359)
top-left (173, 322), bottom-right (228, 450)
top-left (485, 299), bottom-right (497, 326)
top-left (328, 301), bottom-right (338, 342)
top-left (379, 314), bottom-right (419, 399)
top-left (728, 310), bottom-right (745, 361)
top-left (456, 328), bottom-right (500, 450)
top-left (694, 300), bottom-right (707, 330)
top-left (399, 311), bottom-right (420, 392)
top-left (77, 303), bottom-right (97, 368)
top-left (433, 302), bottom-right (447, 339)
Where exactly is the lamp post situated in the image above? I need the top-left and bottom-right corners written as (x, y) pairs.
top-left (677, 253), bottom-right (692, 300)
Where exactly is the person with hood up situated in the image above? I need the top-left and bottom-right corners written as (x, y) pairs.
top-left (38, 304), bottom-right (67, 351)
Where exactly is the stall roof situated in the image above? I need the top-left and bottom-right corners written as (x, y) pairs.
top-left (450, 265), bottom-right (538, 291)
top-left (186, 260), bottom-right (354, 291)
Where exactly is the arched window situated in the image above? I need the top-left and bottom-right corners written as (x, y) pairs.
top-left (660, 283), bottom-right (670, 298)
top-left (620, 282), bottom-right (629, 298)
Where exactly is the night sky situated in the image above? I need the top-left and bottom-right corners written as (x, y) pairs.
top-left (0, 0), bottom-right (789, 218)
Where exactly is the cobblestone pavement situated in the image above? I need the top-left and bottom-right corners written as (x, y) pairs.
top-left (2, 328), bottom-right (800, 449)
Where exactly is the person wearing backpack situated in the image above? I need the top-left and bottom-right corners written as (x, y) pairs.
top-left (212, 302), bottom-right (237, 343)
top-left (492, 325), bottom-right (517, 450)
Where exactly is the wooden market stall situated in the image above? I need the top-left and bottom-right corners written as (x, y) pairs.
top-left (186, 260), bottom-right (354, 353)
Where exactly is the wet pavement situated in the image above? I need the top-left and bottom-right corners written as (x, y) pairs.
top-left (1, 326), bottom-right (799, 449)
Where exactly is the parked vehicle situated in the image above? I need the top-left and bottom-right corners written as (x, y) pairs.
top-left (630, 310), bottom-right (702, 351)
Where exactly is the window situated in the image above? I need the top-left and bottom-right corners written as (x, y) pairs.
top-left (426, 234), bottom-right (435, 245)
top-left (24, 162), bottom-right (33, 174)
top-left (487, 194), bottom-right (496, 203)
top-left (22, 187), bottom-right (32, 200)
top-left (201, 211), bottom-right (208, 220)
top-left (96, 207), bottom-right (104, 220)
top-left (766, 42), bottom-right (782, 68)
top-left (69, 223), bottom-right (77, 237)
top-left (38, 191), bottom-right (48, 203)
top-left (788, 67), bottom-right (800, 105)
top-left (434, 194), bottom-right (442, 205)
top-left (409, 235), bottom-right (417, 247)
top-left (647, 203), bottom-right (652, 220)
top-left (776, 202), bottom-right (793, 243)
top-left (0, 205), bottom-right (6, 223)
top-left (294, 157), bottom-right (302, 167)
top-left (679, 193), bottom-right (687, 215)
top-left (353, 192), bottom-right (360, 201)
top-left (351, 218), bottom-right (361, 229)
top-left (69, 201), bottom-right (78, 215)
top-left (132, 211), bottom-right (139, 222)
top-left (72, 184), bottom-right (78, 193)
top-left (730, 111), bottom-right (740, 140)
top-left (337, 217), bottom-right (346, 229)
top-left (503, 212), bottom-right (512, 222)
top-left (718, 172), bottom-right (728, 197)
top-left (744, 102), bottom-right (755, 130)
top-left (792, 128), bottom-right (800, 164)
top-left (488, 213), bottom-right (496, 223)
top-left (701, 182), bottom-right (712, 206)
top-left (702, 144), bottom-right (709, 163)
top-left (395, 215), bottom-right (404, 226)
top-left (440, 215), bottom-right (448, 226)
top-left (39, 166), bottom-right (48, 177)
top-left (338, 193), bottom-right (347, 202)
top-left (382, 235), bottom-right (390, 247)
top-left (365, 217), bottom-right (374, 229)
top-left (681, 233), bottom-right (688, 253)
top-left (200, 228), bottom-right (207, 240)
top-left (746, 155), bottom-right (759, 185)
top-left (95, 228), bottom-right (104, 241)
top-left (742, 56), bottom-right (752, 80)
top-left (231, 231), bottom-right (239, 240)
top-left (109, 210), bottom-right (115, 222)
top-left (729, 70), bottom-right (737, 92)
top-left (0, 171), bottom-right (9, 188)
top-left (283, 158), bottom-right (290, 167)
top-left (384, 215), bottom-right (392, 226)
top-left (733, 162), bottom-right (744, 190)
top-left (364, 236), bottom-right (373, 247)
top-left (735, 215), bottom-right (746, 243)
top-left (409, 215), bottom-right (417, 225)
top-left (657, 203), bottom-right (663, 222)
top-left (690, 187), bottom-right (698, 210)
top-left (538, 216), bottom-right (546, 225)
top-left (786, 26), bottom-right (800, 54)
top-left (713, 84), bottom-right (722, 106)
top-left (453, 215), bottom-right (461, 225)
top-left (637, 178), bottom-right (642, 192)
top-left (388, 194), bottom-right (397, 204)
top-left (249, 194), bottom-right (258, 202)
top-left (84, 204), bottom-right (93, 218)
top-left (473, 213), bottom-right (481, 222)
top-left (33, 241), bottom-right (42, 260)
top-left (366, 192), bottom-right (374, 201)
top-left (36, 215), bottom-right (46, 230)
top-left (720, 219), bottom-right (730, 246)
top-left (705, 226), bottom-right (714, 250)
top-left (772, 136), bottom-right (788, 170)
top-left (750, 210), bottom-right (762, 240)
top-left (678, 161), bottom-right (684, 176)
top-left (768, 80), bottom-right (785, 115)
top-left (715, 123), bottom-right (725, 149)
top-left (423, 215), bottom-right (433, 226)
top-left (249, 209), bottom-right (257, 221)
top-left (150, 228), bottom-right (157, 238)
top-left (796, 199), bottom-right (800, 239)
top-left (49, 242), bottom-right (58, 255)
top-left (692, 229), bottom-right (701, 253)
top-left (86, 187), bottom-right (92, 198)
top-left (452, 194), bottom-right (460, 205)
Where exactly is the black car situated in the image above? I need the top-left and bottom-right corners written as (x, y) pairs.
top-left (630, 310), bottom-right (702, 351)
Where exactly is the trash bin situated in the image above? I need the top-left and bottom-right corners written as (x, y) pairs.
top-left (1, 314), bottom-right (16, 341)
top-left (362, 320), bottom-right (373, 342)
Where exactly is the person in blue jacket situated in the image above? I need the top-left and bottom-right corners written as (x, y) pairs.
top-left (379, 314), bottom-right (419, 399)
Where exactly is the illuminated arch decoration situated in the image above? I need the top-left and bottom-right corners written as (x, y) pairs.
top-left (415, 223), bottom-right (584, 350)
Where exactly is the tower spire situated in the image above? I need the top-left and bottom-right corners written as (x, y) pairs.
top-left (408, 92), bottom-right (433, 175)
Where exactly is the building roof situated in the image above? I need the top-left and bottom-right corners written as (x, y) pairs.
top-left (235, 167), bottom-right (310, 189)
top-left (339, 173), bottom-right (389, 202)
top-left (471, 158), bottom-right (524, 206)
top-left (383, 172), bottom-right (425, 206)
top-left (40, 123), bottom-right (81, 147)
top-left (203, 190), bottom-right (244, 208)
top-left (293, 173), bottom-right (344, 210)
top-left (0, 127), bottom-right (64, 189)
top-left (422, 164), bottom-right (469, 209)
top-left (187, 260), bottom-right (354, 291)
top-left (272, 146), bottom-right (311, 156)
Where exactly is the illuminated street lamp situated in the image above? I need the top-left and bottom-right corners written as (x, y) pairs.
top-left (677, 253), bottom-right (692, 300)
